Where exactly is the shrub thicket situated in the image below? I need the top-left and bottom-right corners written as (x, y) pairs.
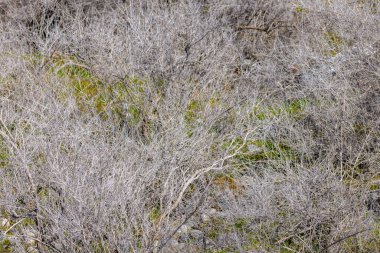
top-left (0, 0), bottom-right (379, 252)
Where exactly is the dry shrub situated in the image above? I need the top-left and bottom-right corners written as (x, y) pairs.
top-left (0, 0), bottom-right (379, 252)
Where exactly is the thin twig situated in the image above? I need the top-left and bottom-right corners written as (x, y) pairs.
top-left (320, 228), bottom-right (370, 252)
top-left (157, 185), bottom-right (208, 252)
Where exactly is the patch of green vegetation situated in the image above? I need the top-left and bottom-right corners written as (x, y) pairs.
top-left (352, 123), bottom-right (372, 135)
top-left (242, 222), bottom-right (318, 252)
top-left (0, 137), bottom-right (9, 168)
top-left (285, 99), bottom-right (308, 116)
top-left (37, 186), bottom-right (49, 198)
top-left (324, 30), bottom-right (345, 57)
top-left (32, 152), bottom-right (47, 168)
top-left (370, 2), bottom-right (378, 14)
top-left (21, 52), bottom-right (45, 66)
top-left (184, 99), bottom-right (203, 137)
top-left (55, 61), bottom-right (103, 111)
top-left (364, 221), bottom-right (380, 250)
top-left (0, 75), bottom-right (17, 98)
top-left (368, 175), bottom-right (380, 191)
top-left (204, 217), bottom-right (230, 240)
top-left (294, 4), bottom-right (307, 13)
top-left (0, 237), bottom-right (12, 253)
top-left (53, 57), bottom-right (158, 134)
top-left (127, 105), bottom-right (142, 125)
top-left (222, 136), bottom-right (298, 167)
top-left (279, 238), bottom-right (303, 253)
top-left (205, 249), bottom-right (237, 253)
top-left (185, 100), bottom-right (202, 124)
top-left (239, 222), bottom-right (279, 252)
top-left (20, 217), bottom-right (36, 227)
top-left (148, 206), bottom-right (161, 224)
top-left (209, 96), bottom-right (220, 108)
top-left (252, 99), bottom-right (309, 121)
top-left (202, 5), bottom-right (210, 14)
top-left (234, 218), bottom-right (248, 231)
top-left (243, 237), bottom-right (262, 251)
top-left (91, 240), bottom-right (110, 253)
top-left (130, 225), bottom-right (144, 249)
top-left (0, 210), bottom-right (9, 220)
top-left (357, 0), bottom-right (378, 14)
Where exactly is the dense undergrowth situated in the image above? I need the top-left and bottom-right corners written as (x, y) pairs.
top-left (0, 0), bottom-right (379, 252)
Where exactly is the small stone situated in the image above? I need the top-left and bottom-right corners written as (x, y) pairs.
top-left (201, 213), bottom-right (211, 222)
top-left (208, 208), bottom-right (217, 215)
top-left (178, 224), bottom-right (191, 234)
top-left (202, 208), bottom-right (218, 222)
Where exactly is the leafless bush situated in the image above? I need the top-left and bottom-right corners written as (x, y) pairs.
top-left (0, 0), bottom-right (379, 252)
